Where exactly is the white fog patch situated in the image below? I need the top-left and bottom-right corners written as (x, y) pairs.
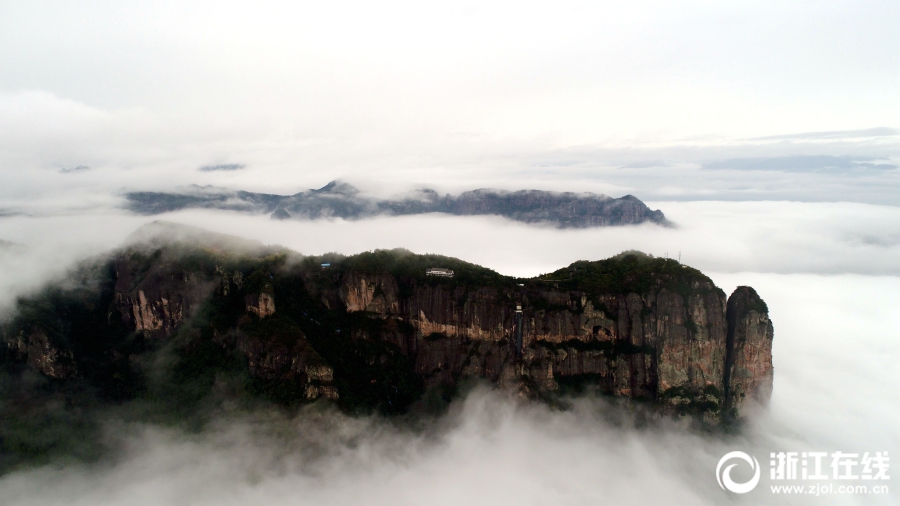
top-left (0, 393), bottom-right (723, 506)
top-left (1, 200), bottom-right (899, 317)
top-left (0, 213), bottom-right (148, 316)
top-left (114, 200), bottom-right (900, 278)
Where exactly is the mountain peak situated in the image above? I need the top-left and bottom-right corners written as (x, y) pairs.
top-left (312, 180), bottom-right (360, 196)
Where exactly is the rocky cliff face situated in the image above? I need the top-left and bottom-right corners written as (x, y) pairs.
top-left (113, 255), bottom-right (214, 338)
top-left (245, 292), bottom-right (276, 318)
top-left (1, 238), bottom-right (771, 422)
top-left (5, 326), bottom-right (78, 379)
top-left (227, 279), bottom-right (336, 401)
top-left (725, 286), bottom-right (775, 412)
top-left (332, 263), bottom-right (754, 418)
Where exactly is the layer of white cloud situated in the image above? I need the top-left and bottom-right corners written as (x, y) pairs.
top-left (1, 200), bottom-right (899, 316)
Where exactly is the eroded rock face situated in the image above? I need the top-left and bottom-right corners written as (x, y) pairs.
top-left (234, 324), bottom-right (337, 401)
top-left (341, 272), bottom-right (400, 314)
top-left (725, 286), bottom-right (775, 412)
top-left (246, 292), bottom-right (276, 318)
top-left (113, 258), bottom-right (213, 338)
top-left (5, 327), bottom-right (78, 379)
top-left (336, 272), bottom-right (742, 413)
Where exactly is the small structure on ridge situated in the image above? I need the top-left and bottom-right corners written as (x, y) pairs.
top-left (426, 267), bottom-right (454, 277)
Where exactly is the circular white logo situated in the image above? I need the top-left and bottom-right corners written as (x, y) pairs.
top-left (717, 451), bottom-right (761, 494)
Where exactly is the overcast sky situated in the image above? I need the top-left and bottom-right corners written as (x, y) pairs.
top-left (1, 0), bottom-right (898, 205)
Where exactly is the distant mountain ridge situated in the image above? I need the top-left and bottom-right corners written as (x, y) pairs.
top-left (125, 181), bottom-right (668, 228)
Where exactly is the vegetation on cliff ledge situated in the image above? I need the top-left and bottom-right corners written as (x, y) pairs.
top-left (540, 250), bottom-right (720, 298)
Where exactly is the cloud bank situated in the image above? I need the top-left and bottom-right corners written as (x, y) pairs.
top-left (703, 156), bottom-right (897, 173)
top-left (1, 199), bottom-right (899, 316)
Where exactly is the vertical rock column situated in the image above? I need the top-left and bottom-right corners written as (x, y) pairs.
top-left (725, 286), bottom-right (774, 414)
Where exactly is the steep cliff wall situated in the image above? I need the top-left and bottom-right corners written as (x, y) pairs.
top-left (1, 242), bottom-right (771, 421)
top-left (232, 315), bottom-right (338, 401)
top-left (725, 286), bottom-right (775, 412)
top-left (110, 255), bottom-right (340, 401)
top-left (335, 266), bottom-right (739, 416)
top-left (112, 254), bottom-right (215, 338)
